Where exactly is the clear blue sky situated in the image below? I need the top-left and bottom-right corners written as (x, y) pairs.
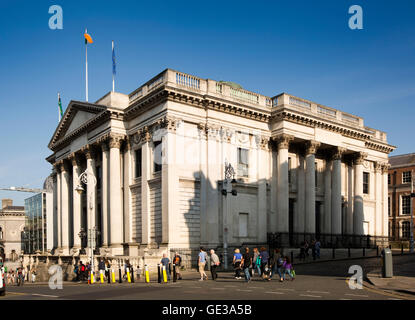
top-left (1, 0), bottom-right (414, 205)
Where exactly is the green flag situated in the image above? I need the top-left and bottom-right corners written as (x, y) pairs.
top-left (58, 93), bottom-right (63, 121)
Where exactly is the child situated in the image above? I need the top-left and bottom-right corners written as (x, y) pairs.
top-left (282, 256), bottom-right (295, 281)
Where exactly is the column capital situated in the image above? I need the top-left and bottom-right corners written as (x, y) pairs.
top-left (353, 152), bottom-right (368, 165)
top-left (53, 160), bottom-right (63, 172)
top-left (257, 135), bottom-right (270, 150)
top-left (133, 127), bottom-right (151, 145)
top-left (158, 115), bottom-right (180, 132)
top-left (273, 134), bottom-right (294, 150)
top-left (124, 135), bottom-right (133, 151)
top-left (109, 133), bottom-right (124, 149)
top-left (82, 145), bottom-right (96, 160)
top-left (374, 161), bottom-right (383, 173)
top-left (61, 160), bottom-right (71, 173)
top-left (101, 141), bottom-right (109, 152)
top-left (305, 140), bottom-right (320, 155)
top-left (331, 146), bottom-right (347, 161)
top-left (381, 162), bottom-right (390, 174)
top-left (68, 153), bottom-right (81, 167)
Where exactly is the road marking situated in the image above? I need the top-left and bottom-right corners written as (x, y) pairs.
top-left (210, 288), bottom-right (225, 290)
top-left (237, 289), bottom-right (252, 292)
top-left (32, 294), bottom-right (59, 298)
top-left (265, 291), bottom-right (284, 295)
top-left (278, 288), bottom-right (295, 291)
top-left (345, 293), bottom-right (369, 297)
top-left (300, 294), bottom-right (322, 298)
top-left (307, 290), bottom-right (330, 294)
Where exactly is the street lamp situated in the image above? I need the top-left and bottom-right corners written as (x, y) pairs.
top-left (75, 169), bottom-right (97, 281)
top-left (221, 162), bottom-right (238, 270)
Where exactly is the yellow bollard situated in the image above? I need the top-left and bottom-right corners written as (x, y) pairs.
top-left (100, 271), bottom-right (104, 283)
top-left (162, 265), bottom-right (167, 283)
top-left (111, 269), bottom-right (116, 283)
top-left (90, 271), bottom-right (94, 284)
top-left (145, 265), bottom-right (150, 283)
top-left (127, 267), bottom-right (131, 283)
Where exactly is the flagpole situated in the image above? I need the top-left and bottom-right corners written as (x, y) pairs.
top-left (112, 40), bottom-right (115, 92)
top-left (85, 29), bottom-right (89, 102)
top-left (58, 92), bottom-right (61, 122)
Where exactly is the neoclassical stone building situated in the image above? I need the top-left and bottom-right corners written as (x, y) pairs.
top-left (46, 69), bottom-right (394, 263)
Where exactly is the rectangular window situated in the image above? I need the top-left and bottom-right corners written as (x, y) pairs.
top-left (239, 213), bottom-right (248, 237)
top-left (237, 148), bottom-right (249, 177)
top-left (363, 172), bottom-right (369, 194)
top-left (402, 195), bottom-right (411, 215)
top-left (402, 171), bottom-right (412, 184)
top-left (135, 148), bottom-right (142, 178)
top-left (388, 197), bottom-right (391, 216)
top-left (402, 221), bottom-right (411, 239)
top-left (388, 174), bottom-right (391, 185)
top-left (153, 141), bottom-right (162, 173)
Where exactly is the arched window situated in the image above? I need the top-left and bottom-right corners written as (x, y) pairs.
top-left (0, 227), bottom-right (3, 240)
top-left (402, 221), bottom-right (410, 239)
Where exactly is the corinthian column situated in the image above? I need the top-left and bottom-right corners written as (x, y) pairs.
top-left (305, 140), bottom-right (320, 235)
top-left (109, 133), bottom-right (124, 255)
top-left (70, 154), bottom-right (82, 252)
top-left (54, 162), bottom-right (62, 250)
top-left (101, 141), bottom-right (109, 247)
top-left (84, 145), bottom-right (97, 234)
top-left (275, 134), bottom-right (294, 237)
top-left (60, 161), bottom-right (70, 255)
top-left (353, 152), bottom-right (367, 236)
top-left (331, 147), bottom-right (346, 235)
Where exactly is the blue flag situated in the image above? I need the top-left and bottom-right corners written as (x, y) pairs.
top-left (112, 41), bottom-right (116, 76)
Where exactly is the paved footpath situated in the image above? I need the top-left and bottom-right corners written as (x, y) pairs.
top-left (2, 255), bottom-right (414, 300)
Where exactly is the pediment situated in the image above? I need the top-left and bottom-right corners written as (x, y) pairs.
top-left (48, 100), bottom-right (108, 149)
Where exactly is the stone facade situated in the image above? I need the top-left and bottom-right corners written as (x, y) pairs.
top-left (46, 69), bottom-right (395, 269)
top-left (0, 199), bottom-right (25, 262)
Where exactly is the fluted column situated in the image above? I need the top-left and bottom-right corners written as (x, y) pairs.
top-left (305, 140), bottom-right (320, 235)
top-left (60, 161), bottom-right (70, 254)
top-left (70, 154), bottom-right (82, 251)
top-left (101, 141), bottom-right (109, 247)
top-left (353, 152), bottom-right (367, 235)
top-left (109, 134), bottom-right (124, 255)
top-left (275, 134), bottom-right (293, 235)
top-left (323, 158), bottom-right (332, 234)
top-left (84, 146), bottom-right (97, 234)
top-left (54, 163), bottom-right (62, 250)
top-left (331, 147), bottom-right (346, 235)
top-left (296, 156), bottom-right (306, 233)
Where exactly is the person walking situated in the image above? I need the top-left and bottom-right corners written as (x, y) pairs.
top-left (209, 249), bottom-right (220, 280)
top-left (30, 266), bottom-right (37, 283)
top-left (161, 253), bottom-right (171, 281)
top-left (311, 239), bottom-right (317, 261)
top-left (315, 239), bottom-right (321, 259)
top-left (282, 256), bottom-right (295, 281)
top-left (98, 259), bottom-right (106, 281)
top-left (233, 249), bottom-right (243, 279)
top-left (252, 248), bottom-right (261, 277)
top-left (173, 252), bottom-right (183, 280)
top-left (105, 259), bottom-right (111, 281)
top-left (198, 247), bottom-right (208, 281)
top-left (259, 247), bottom-right (269, 280)
top-left (242, 247), bottom-right (252, 282)
top-left (270, 249), bottom-right (283, 282)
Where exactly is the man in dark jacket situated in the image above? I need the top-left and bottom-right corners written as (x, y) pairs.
top-left (173, 252), bottom-right (182, 280)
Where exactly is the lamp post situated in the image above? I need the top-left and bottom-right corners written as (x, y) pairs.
top-left (410, 170), bottom-right (414, 253)
top-left (222, 162), bottom-right (238, 270)
top-left (75, 169), bottom-right (97, 280)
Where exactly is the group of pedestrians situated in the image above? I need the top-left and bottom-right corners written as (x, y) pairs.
top-left (4, 266), bottom-right (37, 285)
top-left (160, 252), bottom-right (183, 281)
top-left (234, 247), bottom-right (295, 282)
top-left (196, 246), bottom-right (296, 283)
top-left (299, 239), bottom-right (321, 261)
